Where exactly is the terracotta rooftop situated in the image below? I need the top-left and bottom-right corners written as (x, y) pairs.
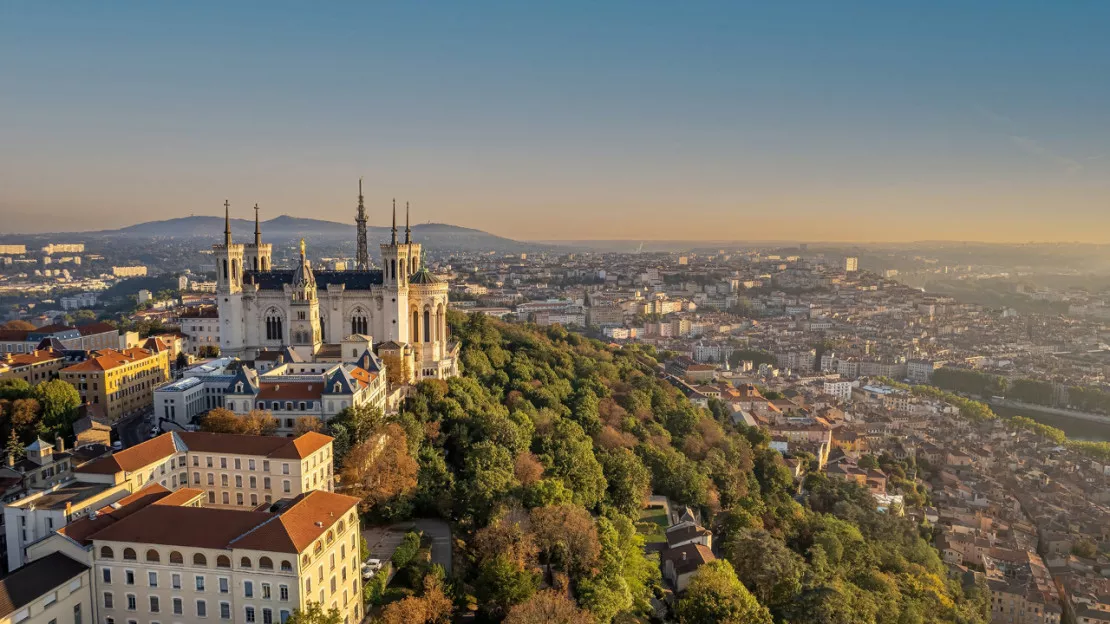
top-left (60, 347), bottom-right (158, 373)
top-left (59, 484), bottom-right (173, 545)
top-left (77, 431), bottom-right (334, 476)
top-left (89, 490), bottom-right (358, 554)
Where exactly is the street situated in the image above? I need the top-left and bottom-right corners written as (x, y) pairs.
top-left (361, 518), bottom-right (452, 574)
top-left (114, 407), bottom-right (157, 448)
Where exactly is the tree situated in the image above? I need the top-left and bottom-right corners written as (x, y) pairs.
top-left (73, 309), bottom-right (98, 324)
top-left (0, 320), bottom-right (35, 331)
top-left (475, 553), bottom-right (539, 619)
top-left (240, 409), bottom-right (279, 436)
top-left (0, 378), bottom-right (32, 401)
top-left (677, 560), bottom-right (772, 624)
top-left (1071, 537), bottom-right (1098, 559)
top-left (6, 430), bottom-right (25, 462)
top-left (597, 448), bottom-right (650, 516)
top-left (505, 590), bottom-right (595, 624)
top-left (530, 505), bottom-right (600, 579)
top-left (33, 380), bottom-right (80, 434)
top-left (9, 398), bottom-right (42, 435)
top-left (329, 404), bottom-right (384, 446)
top-left (284, 603), bottom-right (341, 624)
top-left (380, 572), bottom-right (453, 624)
top-left (514, 452), bottom-right (545, 486)
top-left (175, 352), bottom-right (189, 369)
top-left (459, 440), bottom-right (518, 523)
top-left (726, 529), bottom-right (805, 607)
top-left (340, 423), bottom-right (417, 513)
top-left (198, 345), bottom-right (220, 358)
top-left (293, 417), bottom-right (325, 435)
top-left (200, 408), bottom-right (242, 433)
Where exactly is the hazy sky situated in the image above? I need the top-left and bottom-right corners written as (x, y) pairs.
top-left (2, 1), bottom-right (1109, 241)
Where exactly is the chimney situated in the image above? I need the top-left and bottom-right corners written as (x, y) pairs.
top-left (55, 436), bottom-right (64, 452)
top-left (681, 551), bottom-right (687, 561)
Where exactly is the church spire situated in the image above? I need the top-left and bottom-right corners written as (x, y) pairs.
top-left (253, 203), bottom-right (261, 247)
top-left (224, 199), bottom-right (232, 246)
top-left (405, 202), bottom-right (411, 244)
top-left (391, 198), bottom-right (397, 245)
top-left (355, 178), bottom-right (369, 270)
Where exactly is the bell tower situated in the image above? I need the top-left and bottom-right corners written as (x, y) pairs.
top-left (379, 199), bottom-right (410, 344)
top-left (214, 200), bottom-right (246, 355)
top-left (243, 203), bottom-right (273, 272)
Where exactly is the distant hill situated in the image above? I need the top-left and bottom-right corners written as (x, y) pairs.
top-left (88, 215), bottom-right (535, 252)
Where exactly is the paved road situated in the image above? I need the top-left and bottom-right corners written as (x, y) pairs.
top-left (115, 407), bottom-right (157, 448)
top-left (361, 518), bottom-right (452, 574)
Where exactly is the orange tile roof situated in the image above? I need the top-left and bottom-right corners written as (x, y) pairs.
top-left (60, 347), bottom-right (156, 373)
top-left (5, 350), bottom-right (63, 366)
top-left (59, 484), bottom-right (173, 545)
top-left (231, 490), bottom-right (360, 553)
top-left (269, 431), bottom-right (332, 460)
top-left (77, 433), bottom-right (179, 474)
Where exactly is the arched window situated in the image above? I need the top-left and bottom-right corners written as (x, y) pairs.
top-left (325, 530), bottom-right (334, 544)
top-left (265, 311), bottom-right (284, 342)
top-left (123, 548), bottom-right (137, 561)
top-left (411, 309), bottom-right (419, 342)
top-left (240, 557), bottom-right (252, 569)
top-left (301, 555), bottom-right (310, 567)
top-left (391, 259), bottom-right (396, 280)
top-left (259, 557), bottom-right (273, 570)
top-left (146, 549), bottom-right (160, 562)
top-left (337, 520), bottom-right (345, 533)
top-left (193, 553), bottom-right (207, 566)
top-left (313, 541), bottom-right (323, 555)
top-left (216, 555), bottom-right (230, 568)
top-left (100, 546), bottom-right (114, 559)
top-left (170, 551), bottom-right (184, 565)
top-left (281, 560), bottom-right (293, 572)
top-left (424, 308), bottom-right (431, 343)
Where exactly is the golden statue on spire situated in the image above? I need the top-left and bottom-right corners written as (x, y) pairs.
top-left (299, 238), bottom-right (306, 258)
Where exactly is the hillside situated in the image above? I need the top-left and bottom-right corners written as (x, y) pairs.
top-left (86, 216), bottom-right (535, 252)
top-left (327, 313), bottom-right (990, 623)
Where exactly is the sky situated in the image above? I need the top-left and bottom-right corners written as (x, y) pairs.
top-left (1, 1), bottom-right (1109, 242)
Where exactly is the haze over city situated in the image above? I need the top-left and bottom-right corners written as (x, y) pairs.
top-left (3, 1), bottom-right (1109, 241)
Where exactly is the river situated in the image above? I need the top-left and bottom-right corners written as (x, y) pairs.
top-left (991, 404), bottom-right (1110, 442)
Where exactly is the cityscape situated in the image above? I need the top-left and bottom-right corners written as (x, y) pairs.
top-left (2, 3), bottom-right (1109, 624)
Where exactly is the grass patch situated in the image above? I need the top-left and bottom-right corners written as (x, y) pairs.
top-left (637, 506), bottom-right (668, 544)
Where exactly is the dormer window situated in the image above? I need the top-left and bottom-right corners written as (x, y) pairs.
top-left (235, 382), bottom-right (243, 393)
top-left (333, 382), bottom-right (341, 393)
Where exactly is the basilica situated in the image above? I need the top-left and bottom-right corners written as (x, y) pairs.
top-left (211, 186), bottom-right (459, 383)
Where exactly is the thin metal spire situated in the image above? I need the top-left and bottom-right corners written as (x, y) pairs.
top-left (391, 198), bottom-right (397, 245)
top-left (224, 199), bottom-right (232, 246)
top-left (405, 202), bottom-right (411, 244)
top-left (253, 203), bottom-right (261, 247)
top-left (355, 178), bottom-right (369, 271)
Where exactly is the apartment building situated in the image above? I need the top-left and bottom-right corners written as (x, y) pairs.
top-left (5, 432), bottom-right (334, 572)
top-left (0, 323), bottom-right (119, 355)
top-left (0, 350), bottom-right (66, 384)
top-left (75, 431), bottom-right (335, 508)
top-left (59, 347), bottom-right (171, 422)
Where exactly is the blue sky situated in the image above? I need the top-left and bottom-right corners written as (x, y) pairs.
top-left (2, 1), bottom-right (1108, 240)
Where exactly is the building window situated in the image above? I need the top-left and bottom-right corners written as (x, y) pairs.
top-left (220, 603), bottom-right (231, 620)
top-left (126, 594), bottom-right (136, 611)
top-left (148, 571), bottom-right (158, 587)
top-left (279, 585), bottom-right (289, 601)
top-left (102, 568), bottom-right (111, 584)
top-left (172, 598), bottom-right (183, 615)
top-left (125, 571), bottom-right (135, 585)
top-left (73, 603), bottom-right (82, 624)
top-left (172, 574), bottom-right (181, 590)
top-left (103, 593), bottom-right (113, 609)
top-left (219, 578), bottom-right (229, 594)
top-left (196, 600), bottom-right (207, 618)
top-left (245, 607), bottom-right (256, 623)
top-left (262, 608), bottom-right (273, 624)
top-left (149, 596), bottom-right (160, 613)
top-left (195, 576), bottom-right (205, 591)
top-left (261, 583), bottom-right (271, 599)
top-left (244, 581), bottom-right (253, 598)
top-left (283, 480), bottom-right (291, 493)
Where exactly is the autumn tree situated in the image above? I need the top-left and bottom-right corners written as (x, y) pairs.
top-left (340, 423), bottom-right (417, 512)
top-left (726, 529), bottom-right (805, 607)
top-left (293, 417), bottom-right (325, 435)
top-left (677, 560), bottom-right (772, 624)
top-left (530, 504), bottom-right (600, 579)
top-left (200, 408), bottom-right (242, 433)
top-left (514, 452), bottom-right (544, 486)
top-left (379, 573), bottom-right (453, 624)
top-left (471, 509), bottom-right (538, 570)
top-left (0, 320), bottom-right (35, 331)
top-left (240, 409), bottom-right (279, 436)
top-left (505, 589), bottom-right (595, 624)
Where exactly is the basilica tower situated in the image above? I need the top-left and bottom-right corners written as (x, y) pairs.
top-left (214, 200), bottom-right (246, 355)
top-left (379, 200), bottom-right (411, 344)
top-left (288, 239), bottom-right (322, 360)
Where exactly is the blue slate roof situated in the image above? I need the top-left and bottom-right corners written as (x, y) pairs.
top-left (245, 269), bottom-right (384, 291)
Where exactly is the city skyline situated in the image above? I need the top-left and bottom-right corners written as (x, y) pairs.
top-left (3, 1), bottom-right (1109, 241)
